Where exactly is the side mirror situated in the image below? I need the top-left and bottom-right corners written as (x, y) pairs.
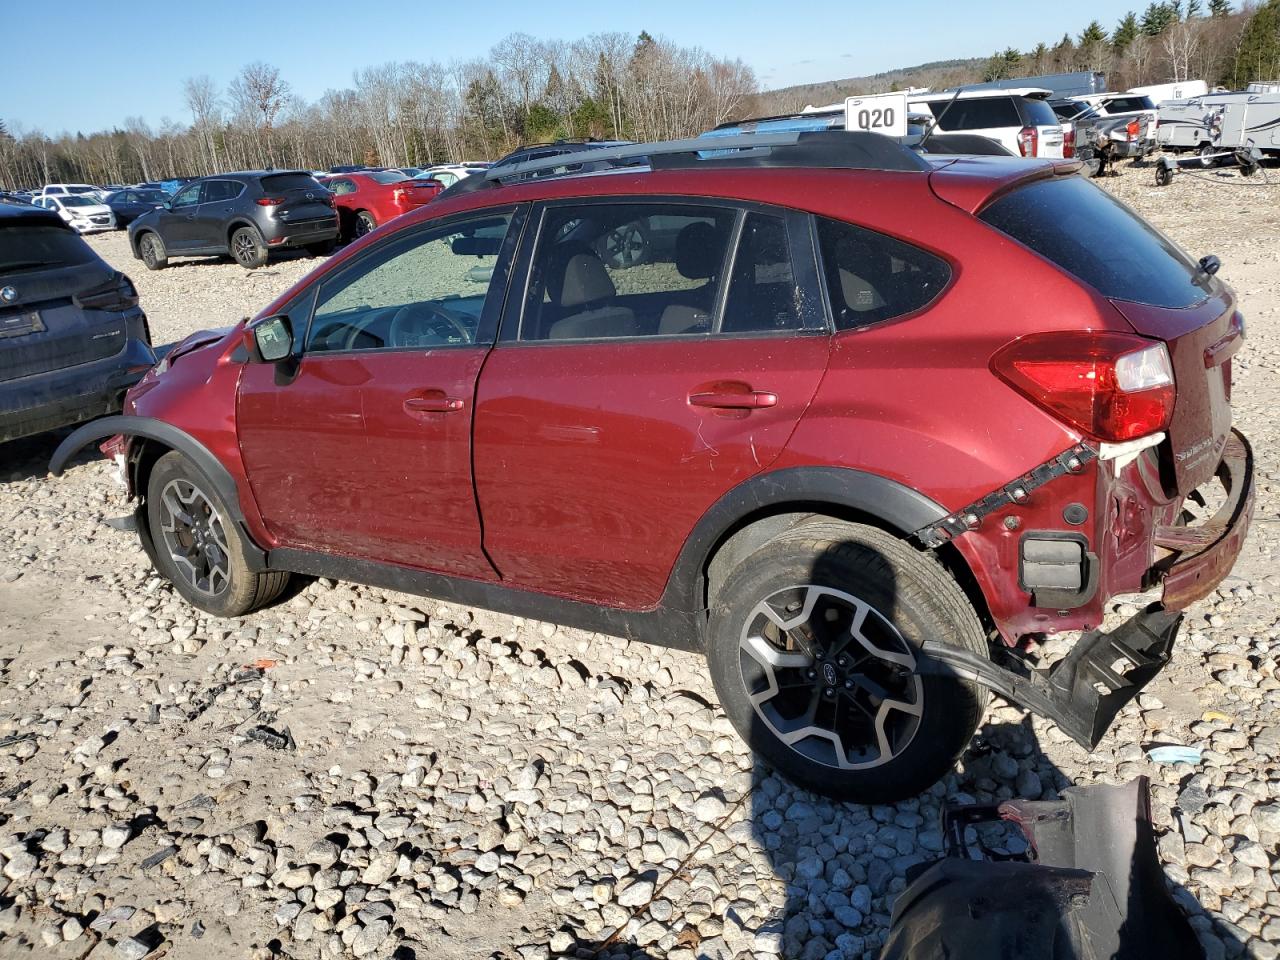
top-left (244, 314), bottom-right (293, 363)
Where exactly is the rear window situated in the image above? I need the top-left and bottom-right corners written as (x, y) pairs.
top-left (978, 177), bottom-right (1206, 309)
top-left (1020, 98), bottom-right (1059, 127)
top-left (1051, 102), bottom-right (1086, 120)
top-left (815, 217), bottom-right (952, 329)
top-left (1103, 96), bottom-right (1154, 113)
top-left (368, 171), bottom-right (408, 184)
top-left (938, 97), bottom-right (1021, 131)
top-left (259, 173), bottom-right (322, 193)
top-left (0, 224), bottom-right (96, 274)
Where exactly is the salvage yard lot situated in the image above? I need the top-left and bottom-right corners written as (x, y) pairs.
top-left (1, 162), bottom-right (1279, 959)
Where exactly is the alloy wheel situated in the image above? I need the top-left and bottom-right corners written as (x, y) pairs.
top-left (157, 478), bottom-right (230, 597)
top-left (141, 236), bottom-right (157, 267)
top-left (602, 222), bottom-right (648, 268)
top-left (356, 212), bottom-right (376, 238)
top-left (738, 584), bottom-right (924, 770)
top-left (233, 232), bottom-right (258, 265)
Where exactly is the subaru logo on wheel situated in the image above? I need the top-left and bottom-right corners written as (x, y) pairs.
top-left (305, 192), bottom-right (314, 200)
top-left (822, 662), bottom-right (838, 687)
top-left (0, 286), bottom-right (16, 304)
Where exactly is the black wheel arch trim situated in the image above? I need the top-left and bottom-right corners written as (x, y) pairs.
top-left (657, 465), bottom-right (950, 618)
top-left (48, 415), bottom-right (267, 570)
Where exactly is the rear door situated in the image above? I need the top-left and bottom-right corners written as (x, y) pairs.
top-left (193, 179), bottom-right (243, 249)
top-left (237, 207), bottom-right (523, 577)
top-left (472, 199), bottom-right (832, 609)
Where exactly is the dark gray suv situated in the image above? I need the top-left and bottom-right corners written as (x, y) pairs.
top-left (1, 203), bottom-right (154, 443)
top-left (127, 171), bottom-right (339, 271)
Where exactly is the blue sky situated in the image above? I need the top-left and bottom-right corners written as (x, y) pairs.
top-left (4, 0), bottom-right (1144, 135)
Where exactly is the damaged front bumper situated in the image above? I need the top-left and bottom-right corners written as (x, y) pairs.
top-left (881, 778), bottom-right (1204, 960)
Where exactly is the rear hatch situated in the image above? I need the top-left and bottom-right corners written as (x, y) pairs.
top-left (0, 221), bottom-right (127, 382)
top-left (977, 174), bottom-right (1235, 495)
top-left (259, 173), bottom-right (334, 225)
top-left (1020, 96), bottom-right (1065, 158)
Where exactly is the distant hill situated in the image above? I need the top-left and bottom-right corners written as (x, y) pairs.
top-left (753, 57), bottom-right (988, 114)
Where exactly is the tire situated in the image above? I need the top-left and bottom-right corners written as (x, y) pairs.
top-left (599, 220), bottom-right (651, 269)
top-left (230, 226), bottom-right (268, 269)
top-left (305, 239), bottom-right (336, 256)
top-left (354, 210), bottom-right (377, 239)
top-left (705, 520), bottom-right (990, 803)
top-left (146, 451), bottom-right (290, 617)
top-left (139, 232), bottom-right (167, 271)
top-left (1196, 143), bottom-right (1217, 168)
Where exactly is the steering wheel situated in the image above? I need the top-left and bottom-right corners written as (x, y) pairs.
top-left (388, 302), bottom-right (473, 348)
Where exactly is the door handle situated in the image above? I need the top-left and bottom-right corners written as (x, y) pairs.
top-left (689, 389), bottom-right (778, 410)
top-left (403, 395), bottom-right (465, 414)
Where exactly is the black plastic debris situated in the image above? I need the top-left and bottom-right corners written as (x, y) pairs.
top-left (246, 723), bottom-right (295, 751)
top-left (141, 844), bottom-right (179, 870)
top-left (880, 777), bottom-right (1204, 960)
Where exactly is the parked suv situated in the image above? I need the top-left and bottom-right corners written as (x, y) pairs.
top-left (52, 132), bottom-right (1253, 802)
top-left (127, 171), bottom-right (339, 271)
top-left (911, 89), bottom-right (1065, 157)
top-left (1, 203), bottom-right (154, 443)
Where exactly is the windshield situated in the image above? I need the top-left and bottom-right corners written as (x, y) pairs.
top-left (979, 176), bottom-right (1207, 309)
top-left (0, 224), bottom-right (96, 272)
top-left (136, 190), bottom-right (167, 202)
top-left (61, 196), bottom-right (98, 208)
top-left (368, 171), bottom-right (409, 184)
top-left (66, 186), bottom-right (98, 194)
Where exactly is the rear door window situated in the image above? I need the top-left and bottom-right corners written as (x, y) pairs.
top-left (1020, 98), bottom-right (1059, 127)
top-left (978, 176), bottom-right (1206, 308)
top-left (815, 217), bottom-right (952, 329)
top-left (722, 213), bottom-right (803, 334)
top-left (203, 180), bottom-right (242, 203)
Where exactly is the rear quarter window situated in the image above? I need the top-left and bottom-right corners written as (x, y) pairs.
top-left (1020, 98), bottom-right (1060, 127)
top-left (978, 176), bottom-right (1206, 308)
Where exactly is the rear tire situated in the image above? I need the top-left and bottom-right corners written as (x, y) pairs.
top-left (705, 520), bottom-right (990, 803)
top-left (146, 451), bottom-right (290, 617)
top-left (231, 226), bottom-right (268, 269)
top-left (139, 232), bottom-right (167, 271)
top-left (354, 210), bottom-right (377, 239)
top-left (1196, 143), bottom-right (1218, 168)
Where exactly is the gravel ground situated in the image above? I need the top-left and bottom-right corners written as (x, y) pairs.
top-left (1, 161), bottom-right (1278, 960)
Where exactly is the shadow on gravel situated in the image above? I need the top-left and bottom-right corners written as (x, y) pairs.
top-left (1, 428), bottom-right (95, 482)
top-left (566, 531), bottom-right (1243, 960)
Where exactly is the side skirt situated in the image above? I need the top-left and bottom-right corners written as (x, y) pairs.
top-left (267, 547), bottom-right (706, 653)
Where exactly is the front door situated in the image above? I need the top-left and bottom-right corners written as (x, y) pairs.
top-left (161, 181), bottom-right (206, 250)
top-left (473, 200), bottom-right (832, 608)
top-left (236, 208), bottom-right (522, 578)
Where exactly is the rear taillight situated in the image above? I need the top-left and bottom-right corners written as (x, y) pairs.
top-left (1063, 128), bottom-right (1075, 158)
top-left (256, 196), bottom-right (285, 206)
top-left (1126, 119), bottom-right (1141, 140)
top-left (991, 332), bottom-right (1175, 442)
top-left (73, 272), bottom-right (139, 312)
top-left (1017, 125), bottom-right (1038, 157)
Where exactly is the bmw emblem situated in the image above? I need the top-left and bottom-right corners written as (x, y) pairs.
top-left (0, 286), bottom-right (16, 304)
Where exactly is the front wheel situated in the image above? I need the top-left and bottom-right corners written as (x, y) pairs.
top-left (231, 226), bottom-right (268, 269)
top-left (706, 520), bottom-right (990, 802)
top-left (139, 232), bottom-right (167, 271)
top-left (146, 452), bottom-right (290, 617)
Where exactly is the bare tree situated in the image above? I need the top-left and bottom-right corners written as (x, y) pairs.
top-left (183, 75), bottom-right (221, 174)
top-left (1162, 19), bottom-right (1204, 80)
top-left (229, 62), bottom-right (291, 168)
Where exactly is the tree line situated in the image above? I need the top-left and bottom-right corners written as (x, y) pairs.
top-left (4, 4), bottom-right (1280, 190)
top-left (0, 31), bottom-right (754, 189)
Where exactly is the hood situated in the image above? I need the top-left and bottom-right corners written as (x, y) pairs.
top-left (167, 325), bottom-right (235, 363)
top-left (65, 204), bottom-right (111, 217)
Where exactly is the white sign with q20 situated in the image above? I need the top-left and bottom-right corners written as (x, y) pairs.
top-left (844, 93), bottom-right (909, 138)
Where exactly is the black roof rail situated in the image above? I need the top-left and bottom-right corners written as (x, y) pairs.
top-left (481, 130), bottom-right (930, 185)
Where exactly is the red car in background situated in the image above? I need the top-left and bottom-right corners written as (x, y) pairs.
top-left (319, 171), bottom-right (443, 241)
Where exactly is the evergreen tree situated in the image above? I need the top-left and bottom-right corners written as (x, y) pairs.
top-left (1113, 12), bottom-right (1141, 51)
top-left (1141, 2), bottom-right (1178, 34)
top-left (1185, 0), bottom-right (1203, 17)
top-left (1208, 0), bottom-right (1231, 15)
top-left (1234, 0), bottom-right (1280, 85)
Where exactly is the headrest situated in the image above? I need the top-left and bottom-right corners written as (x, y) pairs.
top-left (675, 221), bottom-right (722, 280)
top-left (558, 253), bottom-right (616, 307)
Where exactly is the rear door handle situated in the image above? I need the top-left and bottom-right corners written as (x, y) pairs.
top-left (403, 395), bottom-right (465, 414)
top-left (689, 389), bottom-right (778, 410)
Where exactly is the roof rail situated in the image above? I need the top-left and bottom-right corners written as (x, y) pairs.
top-left (482, 130), bottom-right (930, 184)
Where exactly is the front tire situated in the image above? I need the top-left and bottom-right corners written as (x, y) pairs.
top-left (146, 451), bottom-right (290, 617)
top-left (230, 226), bottom-right (268, 269)
top-left (706, 520), bottom-right (989, 803)
top-left (139, 232), bottom-right (167, 271)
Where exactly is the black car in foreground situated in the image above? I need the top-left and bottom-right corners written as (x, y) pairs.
top-left (103, 188), bottom-right (168, 226)
top-left (127, 171), bottom-right (339, 270)
top-left (0, 204), bottom-right (154, 443)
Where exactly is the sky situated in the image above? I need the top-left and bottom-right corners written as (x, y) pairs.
top-left (2, 0), bottom-right (1145, 136)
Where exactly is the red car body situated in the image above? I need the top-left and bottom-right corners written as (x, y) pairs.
top-left (53, 140), bottom-right (1253, 792)
top-left (318, 172), bottom-right (442, 240)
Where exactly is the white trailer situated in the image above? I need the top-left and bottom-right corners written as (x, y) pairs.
top-left (1127, 80), bottom-right (1208, 105)
top-left (1157, 92), bottom-right (1280, 161)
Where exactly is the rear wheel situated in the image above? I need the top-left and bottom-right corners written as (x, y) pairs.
top-left (146, 451), bottom-right (290, 617)
top-left (705, 520), bottom-right (990, 802)
top-left (139, 232), bottom-right (167, 271)
top-left (354, 210), bottom-right (377, 239)
top-left (1196, 142), bottom-right (1218, 168)
top-left (231, 226), bottom-right (268, 269)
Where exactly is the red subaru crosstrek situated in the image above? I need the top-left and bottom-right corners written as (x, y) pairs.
top-left (52, 132), bottom-right (1253, 801)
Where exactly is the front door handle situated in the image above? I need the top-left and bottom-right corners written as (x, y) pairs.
top-left (403, 395), bottom-right (465, 414)
top-left (689, 389), bottom-right (778, 410)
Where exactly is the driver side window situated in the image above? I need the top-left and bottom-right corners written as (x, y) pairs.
top-left (305, 213), bottom-right (513, 353)
top-left (170, 184), bottom-right (203, 208)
